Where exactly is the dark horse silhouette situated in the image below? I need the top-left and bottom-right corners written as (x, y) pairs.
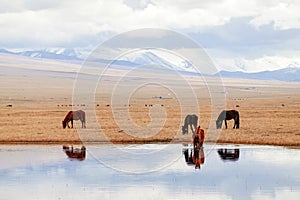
top-left (217, 148), bottom-right (240, 161)
top-left (182, 114), bottom-right (198, 134)
top-left (216, 110), bottom-right (239, 129)
top-left (62, 110), bottom-right (86, 128)
top-left (63, 145), bottom-right (86, 161)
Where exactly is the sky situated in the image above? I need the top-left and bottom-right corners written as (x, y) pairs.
top-left (0, 0), bottom-right (300, 72)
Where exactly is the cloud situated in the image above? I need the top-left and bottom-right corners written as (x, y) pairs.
top-left (0, 0), bottom-right (299, 48)
top-left (0, 0), bottom-right (299, 72)
top-left (250, 1), bottom-right (300, 30)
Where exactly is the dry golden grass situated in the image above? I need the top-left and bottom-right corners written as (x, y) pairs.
top-left (1, 58), bottom-right (300, 146)
top-left (1, 93), bottom-right (300, 146)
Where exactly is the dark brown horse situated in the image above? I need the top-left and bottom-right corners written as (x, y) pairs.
top-left (182, 114), bottom-right (198, 134)
top-left (62, 110), bottom-right (86, 128)
top-left (216, 110), bottom-right (239, 129)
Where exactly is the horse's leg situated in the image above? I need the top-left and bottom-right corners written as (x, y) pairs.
top-left (81, 119), bottom-right (86, 128)
top-left (225, 120), bottom-right (228, 129)
top-left (71, 119), bottom-right (73, 128)
top-left (83, 113), bottom-right (86, 128)
top-left (235, 115), bottom-right (240, 129)
top-left (190, 124), bottom-right (194, 134)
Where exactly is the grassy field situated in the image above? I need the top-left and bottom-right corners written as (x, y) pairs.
top-left (1, 53), bottom-right (300, 146)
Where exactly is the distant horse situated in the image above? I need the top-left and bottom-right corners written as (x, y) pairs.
top-left (62, 110), bottom-right (86, 128)
top-left (63, 145), bottom-right (86, 161)
top-left (182, 114), bottom-right (198, 134)
top-left (216, 110), bottom-right (239, 129)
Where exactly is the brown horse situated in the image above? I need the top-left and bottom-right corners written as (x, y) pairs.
top-left (62, 110), bottom-right (86, 128)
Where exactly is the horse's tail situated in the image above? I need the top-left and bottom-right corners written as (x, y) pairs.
top-left (236, 111), bottom-right (240, 128)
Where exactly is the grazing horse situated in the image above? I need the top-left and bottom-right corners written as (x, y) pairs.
top-left (182, 114), bottom-right (198, 134)
top-left (62, 110), bottom-right (86, 128)
top-left (216, 110), bottom-right (239, 129)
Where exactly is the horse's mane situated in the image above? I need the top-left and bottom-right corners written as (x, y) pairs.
top-left (63, 111), bottom-right (72, 122)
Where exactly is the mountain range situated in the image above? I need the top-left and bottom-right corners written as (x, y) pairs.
top-left (1, 48), bottom-right (300, 82)
top-left (217, 66), bottom-right (300, 82)
top-left (0, 48), bottom-right (83, 60)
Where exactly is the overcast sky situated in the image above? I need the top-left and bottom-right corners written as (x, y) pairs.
top-left (0, 0), bottom-right (300, 71)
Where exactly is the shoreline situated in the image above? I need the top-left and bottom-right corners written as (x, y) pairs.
top-left (1, 139), bottom-right (299, 148)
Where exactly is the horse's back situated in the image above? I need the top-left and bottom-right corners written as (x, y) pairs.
top-left (72, 110), bottom-right (85, 120)
top-left (222, 110), bottom-right (239, 118)
top-left (185, 114), bottom-right (198, 122)
top-left (228, 110), bottom-right (239, 117)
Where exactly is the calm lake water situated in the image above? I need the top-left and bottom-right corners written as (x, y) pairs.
top-left (0, 144), bottom-right (300, 200)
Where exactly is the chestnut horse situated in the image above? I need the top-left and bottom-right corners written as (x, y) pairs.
top-left (62, 110), bottom-right (86, 128)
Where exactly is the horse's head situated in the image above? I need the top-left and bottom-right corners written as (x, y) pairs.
top-left (216, 120), bottom-right (222, 129)
top-left (62, 121), bottom-right (67, 129)
top-left (182, 125), bottom-right (188, 134)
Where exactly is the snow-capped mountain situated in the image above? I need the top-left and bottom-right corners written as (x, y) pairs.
top-left (1, 48), bottom-right (300, 82)
top-left (0, 48), bottom-right (83, 60)
top-left (122, 50), bottom-right (196, 73)
top-left (20, 48), bottom-right (84, 60)
top-left (217, 65), bottom-right (300, 82)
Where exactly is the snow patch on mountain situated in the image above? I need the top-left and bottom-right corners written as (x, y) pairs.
top-left (121, 50), bottom-right (196, 73)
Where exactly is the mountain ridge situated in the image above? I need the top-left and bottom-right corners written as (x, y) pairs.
top-left (1, 48), bottom-right (300, 82)
top-left (217, 66), bottom-right (300, 82)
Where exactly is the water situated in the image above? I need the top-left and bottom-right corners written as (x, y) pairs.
top-left (0, 144), bottom-right (300, 200)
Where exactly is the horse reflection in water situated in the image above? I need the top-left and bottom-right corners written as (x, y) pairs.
top-left (217, 148), bottom-right (240, 161)
top-left (62, 145), bottom-right (86, 161)
top-left (183, 147), bottom-right (205, 169)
